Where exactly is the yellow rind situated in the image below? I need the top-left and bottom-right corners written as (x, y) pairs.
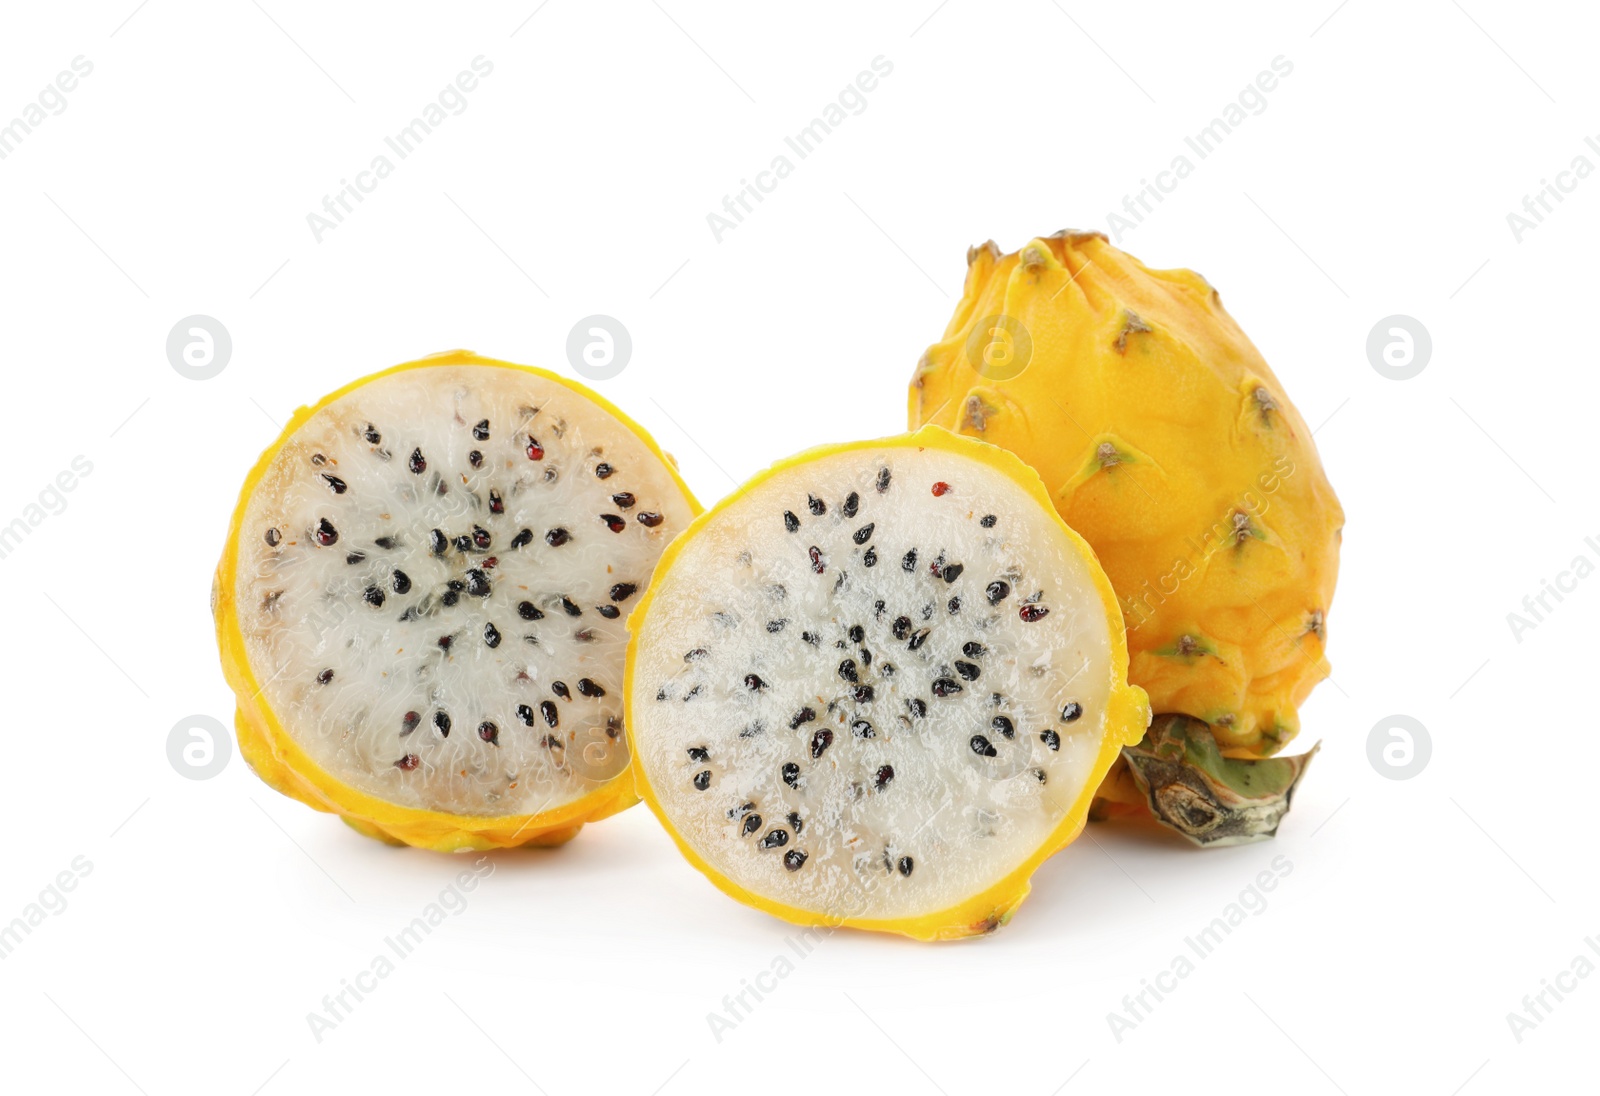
top-left (624, 423), bottom-right (1149, 940)
top-left (213, 349), bottom-right (702, 852)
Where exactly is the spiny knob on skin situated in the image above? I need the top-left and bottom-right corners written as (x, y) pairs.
top-left (1114, 311), bottom-right (1152, 354)
top-left (966, 240), bottom-right (1001, 265)
top-left (1096, 442), bottom-right (1121, 469)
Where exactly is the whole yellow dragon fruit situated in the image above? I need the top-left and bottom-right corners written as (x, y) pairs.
top-left (910, 232), bottom-right (1342, 773)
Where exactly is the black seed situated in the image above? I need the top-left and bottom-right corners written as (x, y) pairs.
top-left (693, 770), bottom-right (711, 791)
top-left (610, 582), bottom-right (638, 602)
top-left (375, 536), bottom-right (400, 550)
top-left (516, 705), bottom-right (534, 726)
top-left (877, 467), bottom-right (891, 492)
top-left (316, 668), bottom-right (334, 685)
top-left (517, 601), bottom-right (543, 621)
top-left (907, 698), bottom-right (927, 719)
top-left (429, 529), bottom-right (447, 555)
top-left (540, 701), bottom-right (559, 727)
top-left (932, 677), bottom-right (962, 697)
top-left (315, 518), bottom-right (339, 546)
top-left (801, 631), bottom-right (818, 646)
top-left (970, 734), bottom-right (997, 757)
top-left (687, 746), bottom-right (709, 762)
top-left (875, 765), bottom-right (894, 790)
top-left (893, 616), bottom-right (911, 640)
top-left (980, 514), bottom-right (997, 528)
top-left (955, 660), bottom-right (980, 681)
top-left (848, 625), bottom-right (865, 643)
top-left (484, 622), bottom-right (501, 648)
top-left (993, 715), bottom-right (1016, 739)
top-left (783, 511), bottom-right (799, 533)
top-left (808, 546), bottom-right (824, 574)
top-left (745, 674), bottom-right (766, 691)
top-left (312, 454), bottom-right (326, 466)
top-left (322, 473), bottom-right (347, 494)
top-left (863, 547), bottom-right (877, 567)
top-left (852, 719), bottom-right (875, 738)
top-left (810, 728), bottom-right (833, 759)
top-left (807, 495), bottom-right (825, 516)
top-left (1061, 701), bottom-right (1083, 723)
top-left (784, 849), bottom-right (808, 871)
top-left (594, 462), bottom-right (614, 479)
top-left (401, 711), bottom-right (422, 734)
top-left (601, 514), bottom-right (626, 533)
top-left (1020, 604), bottom-right (1050, 623)
top-left (552, 681), bottom-right (571, 699)
top-left (948, 597), bottom-right (962, 613)
top-left (454, 535), bottom-right (472, 553)
top-left (942, 563), bottom-right (964, 583)
top-left (473, 419), bottom-right (490, 441)
top-left (510, 528), bottom-right (533, 549)
top-left (873, 599), bottom-right (886, 618)
top-left (363, 585), bottom-right (386, 608)
top-left (790, 707), bottom-right (816, 729)
top-left (468, 450), bottom-right (483, 468)
top-left (963, 641), bottom-right (987, 658)
top-left (395, 753), bottom-right (420, 771)
top-left (638, 512), bottom-right (664, 528)
top-left (787, 811), bottom-right (803, 835)
top-left (576, 678), bottom-right (605, 698)
top-left (438, 635), bottom-right (454, 651)
top-left (612, 491), bottom-right (635, 509)
top-left (597, 605), bottom-right (620, 619)
top-left (767, 619), bottom-right (788, 633)
top-left (471, 525), bottom-right (491, 549)
top-left (843, 491), bottom-right (859, 518)
top-left (363, 424), bottom-right (381, 444)
top-left (759, 828), bottom-right (789, 849)
top-left (853, 685), bottom-right (875, 703)
top-left (1041, 729), bottom-right (1061, 750)
top-left (488, 489), bottom-right (504, 514)
top-left (880, 661), bottom-right (897, 677)
top-left (838, 659), bottom-right (858, 683)
top-left (434, 711), bottom-right (452, 737)
top-left (986, 581), bottom-right (1011, 605)
top-left (546, 527), bottom-right (570, 547)
top-left (898, 856), bottom-right (914, 877)
top-left (851, 523), bottom-right (876, 546)
top-left (685, 648), bottom-right (709, 662)
top-left (441, 590), bottom-right (460, 607)
top-left (466, 569), bottom-right (491, 597)
top-left (1032, 768), bottom-right (1047, 783)
top-left (408, 448), bottom-right (426, 474)
top-left (264, 528), bottom-right (281, 547)
top-left (908, 629), bottom-right (929, 651)
top-left (902, 548), bottom-right (917, 571)
top-left (561, 597), bottom-right (582, 617)
top-left (741, 813), bottom-right (763, 836)
top-left (782, 762), bottom-right (801, 787)
top-left (478, 720), bottom-right (499, 744)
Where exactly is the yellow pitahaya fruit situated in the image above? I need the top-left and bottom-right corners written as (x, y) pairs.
top-left (910, 232), bottom-right (1341, 840)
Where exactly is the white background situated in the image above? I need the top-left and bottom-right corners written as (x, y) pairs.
top-left (0, 2), bottom-right (1593, 1093)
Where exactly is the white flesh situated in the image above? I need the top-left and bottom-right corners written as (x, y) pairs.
top-left (632, 445), bottom-right (1117, 922)
top-left (233, 364), bottom-right (694, 817)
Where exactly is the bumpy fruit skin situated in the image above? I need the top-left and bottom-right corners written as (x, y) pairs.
top-left (212, 350), bottom-right (700, 852)
top-left (911, 233), bottom-right (1342, 756)
top-left (624, 424), bottom-right (1150, 940)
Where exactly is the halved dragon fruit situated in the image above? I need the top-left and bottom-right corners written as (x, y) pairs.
top-left (213, 351), bottom-right (698, 850)
top-left (626, 425), bottom-right (1148, 939)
